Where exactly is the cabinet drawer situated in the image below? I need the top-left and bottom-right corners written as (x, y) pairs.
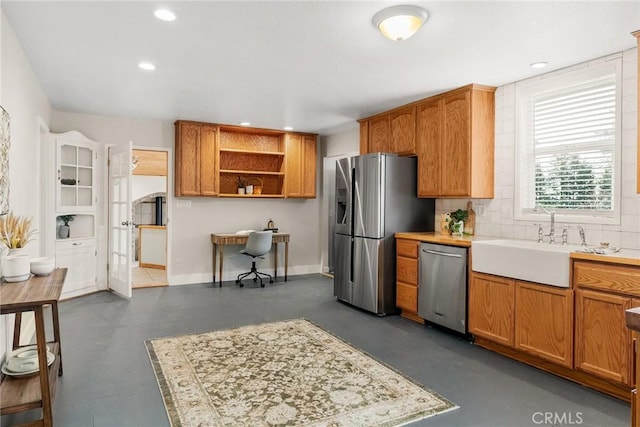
top-left (397, 239), bottom-right (419, 258)
top-left (396, 282), bottom-right (418, 312)
top-left (574, 261), bottom-right (640, 296)
top-left (55, 238), bottom-right (96, 251)
top-left (397, 256), bottom-right (418, 285)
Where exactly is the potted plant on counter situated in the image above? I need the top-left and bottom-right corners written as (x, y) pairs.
top-left (448, 209), bottom-right (469, 236)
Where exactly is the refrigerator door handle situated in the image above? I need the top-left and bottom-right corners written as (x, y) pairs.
top-left (422, 249), bottom-right (463, 258)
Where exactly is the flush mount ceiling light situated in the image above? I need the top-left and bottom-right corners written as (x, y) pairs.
top-left (372, 5), bottom-right (428, 41)
top-left (283, 126), bottom-right (294, 131)
top-left (239, 122), bottom-right (251, 126)
top-left (154, 9), bottom-right (177, 22)
top-left (138, 62), bottom-right (156, 71)
top-left (530, 61), bottom-right (548, 69)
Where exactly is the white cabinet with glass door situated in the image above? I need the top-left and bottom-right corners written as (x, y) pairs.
top-left (57, 139), bottom-right (97, 212)
top-left (50, 131), bottom-right (101, 299)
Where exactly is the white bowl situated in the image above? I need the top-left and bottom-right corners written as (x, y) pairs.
top-left (30, 257), bottom-right (55, 276)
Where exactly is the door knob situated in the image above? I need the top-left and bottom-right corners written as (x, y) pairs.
top-left (121, 221), bottom-right (130, 226)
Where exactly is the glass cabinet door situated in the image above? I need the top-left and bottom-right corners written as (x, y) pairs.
top-left (57, 140), bottom-right (96, 212)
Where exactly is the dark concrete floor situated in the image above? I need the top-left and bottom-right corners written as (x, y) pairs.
top-left (3, 274), bottom-right (630, 426)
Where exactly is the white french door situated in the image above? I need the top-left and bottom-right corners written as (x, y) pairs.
top-left (108, 143), bottom-right (132, 298)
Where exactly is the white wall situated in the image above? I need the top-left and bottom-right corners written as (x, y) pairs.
top-left (1, 11), bottom-right (53, 358)
top-left (437, 47), bottom-right (640, 250)
top-left (52, 111), bottom-right (323, 284)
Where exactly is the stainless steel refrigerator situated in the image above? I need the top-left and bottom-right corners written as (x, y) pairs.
top-left (334, 153), bottom-right (435, 315)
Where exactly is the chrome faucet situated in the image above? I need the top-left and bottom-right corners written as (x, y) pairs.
top-left (535, 224), bottom-right (544, 243)
top-left (577, 225), bottom-right (587, 246)
top-left (535, 205), bottom-right (556, 243)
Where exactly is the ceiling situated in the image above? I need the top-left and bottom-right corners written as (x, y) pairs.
top-left (3, 1), bottom-right (639, 135)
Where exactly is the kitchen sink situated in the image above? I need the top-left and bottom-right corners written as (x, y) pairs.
top-left (471, 239), bottom-right (584, 287)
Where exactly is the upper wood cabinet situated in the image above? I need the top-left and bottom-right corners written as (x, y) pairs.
top-left (390, 106), bottom-right (416, 155)
top-left (285, 134), bottom-right (317, 198)
top-left (416, 98), bottom-right (441, 197)
top-left (359, 106), bottom-right (416, 156)
top-left (358, 83), bottom-right (495, 198)
top-left (175, 120), bottom-right (316, 199)
top-left (418, 85), bottom-right (495, 198)
top-left (368, 115), bottom-right (391, 153)
top-left (174, 121), bottom-right (218, 197)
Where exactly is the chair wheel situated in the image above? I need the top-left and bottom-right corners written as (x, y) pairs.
top-left (261, 283), bottom-right (265, 288)
top-left (239, 283), bottom-right (244, 288)
top-left (253, 277), bottom-right (257, 282)
top-left (235, 279), bottom-right (240, 284)
top-left (269, 279), bottom-right (274, 283)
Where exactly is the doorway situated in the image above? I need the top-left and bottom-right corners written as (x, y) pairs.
top-left (130, 148), bottom-right (169, 288)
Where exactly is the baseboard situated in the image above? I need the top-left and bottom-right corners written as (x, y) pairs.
top-left (60, 284), bottom-right (103, 301)
top-left (170, 264), bottom-right (323, 286)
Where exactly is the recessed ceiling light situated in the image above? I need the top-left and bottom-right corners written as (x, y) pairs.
top-left (154, 9), bottom-right (177, 22)
top-left (138, 62), bottom-right (156, 71)
top-left (239, 122), bottom-right (251, 126)
top-left (530, 61), bottom-right (548, 69)
top-left (283, 126), bottom-right (294, 131)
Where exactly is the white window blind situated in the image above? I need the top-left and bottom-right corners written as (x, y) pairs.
top-left (515, 58), bottom-right (621, 222)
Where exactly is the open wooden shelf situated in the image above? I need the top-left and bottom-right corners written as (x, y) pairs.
top-left (0, 342), bottom-right (61, 415)
top-left (219, 193), bottom-right (285, 198)
top-left (219, 170), bottom-right (284, 176)
top-left (219, 148), bottom-right (284, 156)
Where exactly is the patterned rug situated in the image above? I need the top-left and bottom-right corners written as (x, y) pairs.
top-left (145, 319), bottom-right (457, 426)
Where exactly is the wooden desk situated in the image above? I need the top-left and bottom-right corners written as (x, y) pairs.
top-left (0, 268), bottom-right (67, 427)
top-left (211, 233), bottom-right (290, 287)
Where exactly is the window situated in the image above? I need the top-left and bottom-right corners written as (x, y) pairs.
top-left (515, 57), bottom-right (622, 224)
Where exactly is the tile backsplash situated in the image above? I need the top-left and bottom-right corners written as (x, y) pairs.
top-left (436, 47), bottom-right (640, 250)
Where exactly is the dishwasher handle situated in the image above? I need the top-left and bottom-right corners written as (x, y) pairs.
top-left (422, 248), bottom-right (463, 258)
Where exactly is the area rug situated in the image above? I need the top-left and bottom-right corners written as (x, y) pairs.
top-left (145, 319), bottom-right (457, 426)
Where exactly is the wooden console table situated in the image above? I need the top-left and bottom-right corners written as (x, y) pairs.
top-left (210, 233), bottom-right (290, 287)
top-left (0, 268), bottom-right (67, 427)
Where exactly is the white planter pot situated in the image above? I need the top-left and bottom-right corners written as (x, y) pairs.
top-left (2, 253), bottom-right (30, 282)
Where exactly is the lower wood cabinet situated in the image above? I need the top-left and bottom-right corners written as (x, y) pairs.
top-left (515, 281), bottom-right (573, 367)
top-left (469, 272), bottom-right (515, 347)
top-left (575, 288), bottom-right (633, 385)
top-left (470, 259), bottom-right (640, 401)
top-left (396, 239), bottom-right (421, 322)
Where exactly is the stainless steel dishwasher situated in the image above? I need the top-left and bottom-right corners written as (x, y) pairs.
top-left (418, 242), bottom-right (468, 334)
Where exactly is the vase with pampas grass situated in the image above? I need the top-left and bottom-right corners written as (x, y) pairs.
top-left (0, 212), bottom-right (36, 281)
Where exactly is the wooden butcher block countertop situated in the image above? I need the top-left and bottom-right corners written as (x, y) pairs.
top-left (394, 231), bottom-right (496, 248)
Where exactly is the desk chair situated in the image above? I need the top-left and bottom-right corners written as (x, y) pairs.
top-left (236, 231), bottom-right (274, 288)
